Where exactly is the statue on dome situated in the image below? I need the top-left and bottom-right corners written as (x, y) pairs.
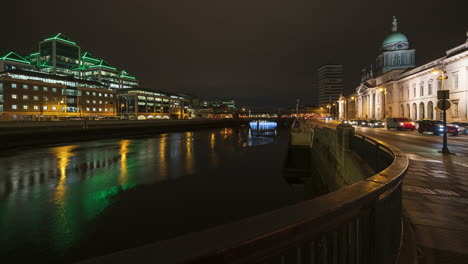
top-left (392, 16), bottom-right (398, 32)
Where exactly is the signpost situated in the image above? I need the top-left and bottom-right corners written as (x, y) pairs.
top-left (436, 74), bottom-right (450, 154)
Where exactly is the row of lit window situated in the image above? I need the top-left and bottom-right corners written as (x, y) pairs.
top-left (84, 91), bottom-right (114, 97)
top-left (11, 105), bottom-right (63, 111)
top-left (85, 100), bottom-right (110, 105)
top-left (10, 105), bottom-right (114, 112)
top-left (11, 83), bottom-right (60, 92)
top-left (11, 94), bottom-right (64, 101)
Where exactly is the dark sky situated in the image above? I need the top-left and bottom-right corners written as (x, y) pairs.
top-left (2, 0), bottom-right (467, 109)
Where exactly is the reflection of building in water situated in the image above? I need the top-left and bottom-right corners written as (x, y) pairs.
top-left (209, 132), bottom-right (219, 167)
top-left (159, 134), bottom-right (168, 179)
top-left (185, 132), bottom-right (195, 174)
top-left (119, 139), bottom-right (130, 185)
top-left (51, 145), bottom-right (77, 205)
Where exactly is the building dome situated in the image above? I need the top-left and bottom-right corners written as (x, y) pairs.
top-left (382, 32), bottom-right (408, 46)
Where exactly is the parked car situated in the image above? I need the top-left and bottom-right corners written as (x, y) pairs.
top-left (386, 117), bottom-right (416, 130)
top-left (418, 120), bottom-right (459, 135)
top-left (369, 120), bottom-right (385, 128)
top-left (348, 119), bottom-right (359, 126)
top-left (358, 120), bottom-right (369, 126)
top-left (452, 122), bottom-right (468, 135)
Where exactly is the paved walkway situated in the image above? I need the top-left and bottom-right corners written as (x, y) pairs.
top-left (402, 154), bottom-right (468, 264)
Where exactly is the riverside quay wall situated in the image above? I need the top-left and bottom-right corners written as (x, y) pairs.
top-left (310, 124), bottom-right (375, 191)
top-left (0, 119), bottom-right (247, 150)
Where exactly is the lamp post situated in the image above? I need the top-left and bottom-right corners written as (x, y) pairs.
top-left (433, 66), bottom-right (450, 154)
top-left (378, 87), bottom-right (387, 119)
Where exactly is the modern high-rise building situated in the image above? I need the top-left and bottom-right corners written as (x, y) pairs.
top-left (0, 33), bottom-right (139, 89)
top-left (317, 64), bottom-right (343, 108)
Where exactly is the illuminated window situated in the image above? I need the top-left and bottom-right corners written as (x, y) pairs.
top-left (98, 93), bottom-right (102, 97)
top-left (86, 91), bottom-right (90, 96)
top-left (44, 97), bottom-right (48, 101)
top-left (23, 105), bottom-right (28, 110)
top-left (99, 108), bottom-right (102, 112)
top-left (105, 101), bottom-right (108, 104)
top-left (33, 106), bottom-right (39, 110)
top-left (44, 106), bottom-right (48, 110)
top-left (86, 100), bottom-right (90, 103)
top-left (86, 107), bottom-right (90, 111)
top-left (104, 93), bottom-right (108, 97)
top-left (43, 87), bottom-right (48, 91)
top-left (23, 95), bottom-right (28, 100)
top-left (92, 100), bottom-right (96, 104)
top-left (92, 108), bottom-right (96, 111)
top-left (105, 108), bottom-right (108, 112)
top-left (92, 92), bottom-right (96, 96)
top-left (33, 86), bottom-right (39, 90)
top-left (52, 88), bottom-right (57, 92)
top-left (12, 105), bottom-right (17, 109)
top-left (12, 94), bottom-right (17, 99)
top-left (12, 83), bottom-right (17, 88)
top-left (99, 100), bottom-right (102, 104)
top-left (34, 96), bottom-right (38, 100)
top-left (23, 84), bottom-right (28, 89)
top-left (110, 94), bottom-right (113, 98)
top-left (52, 106), bottom-right (57, 110)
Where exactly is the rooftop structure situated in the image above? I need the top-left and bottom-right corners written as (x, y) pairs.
top-left (0, 33), bottom-right (139, 89)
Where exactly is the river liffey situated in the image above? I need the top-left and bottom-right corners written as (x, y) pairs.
top-left (0, 126), bottom-right (309, 263)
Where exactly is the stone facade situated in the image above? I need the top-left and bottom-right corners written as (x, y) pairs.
top-left (339, 22), bottom-right (468, 123)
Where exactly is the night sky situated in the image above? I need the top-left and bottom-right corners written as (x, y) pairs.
top-left (2, 0), bottom-right (467, 109)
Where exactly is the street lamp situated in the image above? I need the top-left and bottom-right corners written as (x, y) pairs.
top-left (378, 87), bottom-right (387, 119)
top-left (432, 66), bottom-right (450, 154)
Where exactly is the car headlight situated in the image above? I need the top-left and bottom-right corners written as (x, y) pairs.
top-left (399, 123), bottom-right (404, 126)
top-left (411, 122), bottom-right (415, 125)
top-left (455, 125), bottom-right (459, 128)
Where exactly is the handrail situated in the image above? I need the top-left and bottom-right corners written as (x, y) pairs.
top-left (79, 128), bottom-right (408, 264)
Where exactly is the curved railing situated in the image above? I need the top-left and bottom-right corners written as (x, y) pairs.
top-left (80, 131), bottom-right (408, 264)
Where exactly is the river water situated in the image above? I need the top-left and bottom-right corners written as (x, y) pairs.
top-left (0, 126), bottom-right (310, 262)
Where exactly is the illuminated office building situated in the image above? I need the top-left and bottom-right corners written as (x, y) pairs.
top-left (1, 33), bottom-right (139, 89)
top-left (118, 88), bottom-right (190, 120)
top-left (0, 69), bottom-right (117, 121)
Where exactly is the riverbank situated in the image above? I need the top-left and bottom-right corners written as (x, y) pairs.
top-left (0, 119), bottom-right (248, 151)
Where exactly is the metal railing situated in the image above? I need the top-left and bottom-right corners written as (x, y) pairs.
top-left (80, 132), bottom-right (408, 264)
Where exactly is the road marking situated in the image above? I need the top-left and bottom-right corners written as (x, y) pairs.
top-left (434, 189), bottom-right (461, 196)
top-left (406, 154), bottom-right (442, 163)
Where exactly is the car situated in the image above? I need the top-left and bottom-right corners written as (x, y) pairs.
top-left (369, 120), bottom-right (385, 128)
top-left (358, 120), bottom-right (369, 126)
top-left (417, 120), bottom-right (459, 136)
top-left (348, 119), bottom-right (359, 126)
top-left (452, 122), bottom-right (468, 135)
top-left (386, 117), bottom-right (416, 130)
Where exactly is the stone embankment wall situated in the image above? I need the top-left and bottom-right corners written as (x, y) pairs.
top-left (0, 119), bottom-right (246, 150)
top-left (310, 124), bottom-right (374, 191)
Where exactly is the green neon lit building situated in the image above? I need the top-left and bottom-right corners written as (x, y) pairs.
top-left (0, 33), bottom-right (139, 89)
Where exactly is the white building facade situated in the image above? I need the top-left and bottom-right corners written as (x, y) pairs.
top-left (339, 18), bottom-right (468, 123)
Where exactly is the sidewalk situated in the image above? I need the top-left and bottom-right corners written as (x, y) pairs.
top-left (402, 154), bottom-right (468, 263)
